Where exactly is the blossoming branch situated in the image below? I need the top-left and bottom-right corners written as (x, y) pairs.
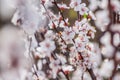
top-left (0, 0), bottom-right (119, 80)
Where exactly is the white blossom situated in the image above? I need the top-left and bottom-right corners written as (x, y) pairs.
top-left (37, 39), bottom-right (56, 57)
top-left (12, 0), bottom-right (47, 34)
top-left (110, 24), bottom-right (120, 33)
top-left (62, 27), bottom-right (75, 42)
top-left (100, 60), bottom-right (114, 78)
top-left (70, 0), bottom-right (81, 10)
top-left (75, 37), bottom-right (86, 52)
top-left (78, 3), bottom-right (89, 15)
top-left (95, 10), bottom-right (110, 31)
top-left (57, 3), bottom-right (70, 10)
top-left (113, 73), bottom-right (120, 80)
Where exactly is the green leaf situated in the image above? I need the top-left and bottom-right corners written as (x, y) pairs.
top-left (83, 13), bottom-right (88, 18)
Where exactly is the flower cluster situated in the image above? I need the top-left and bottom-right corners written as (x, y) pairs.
top-left (11, 0), bottom-right (98, 79)
top-left (70, 0), bottom-right (89, 15)
top-left (0, 0), bottom-right (119, 80)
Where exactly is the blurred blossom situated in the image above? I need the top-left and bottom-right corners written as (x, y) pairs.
top-left (83, 72), bottom-right (92, 80)
top-left (12, 0), bottom-right (48, 34)
top-left (100, 32), bottom-right (115, 58)
top-left (116, 51), bottom-right (120, 61)
top-left (113, 33), bottom-right (120, 47)
top-left (99, 0), bottom-right (108, 9)
top-left (0, 25), bottom-right (32, 80)
top-left (100, 32), bottom-right (111, 45)
top-left (101, 45), bottom-right (114, 58)
top-left (0, 0), bottom-right (15, 21)
top-left (111, 0), bottom-right (120, 12)
top-left (88, 0), bottom-right (99, 11)
top-left (95, 10), bottom-right (110, 31)
top-left (89, 43), bottom-right (102, 67)
top-left (100, 60), bottom-right (114, 78)
top-left (89, 11), bottom-right (96, 20)
top-left (57, 3), bottom-right (70, 10)
top-left (71, 68), bottom-right (84, 80)
top-left (113, 73), bottom-right (120, 80)
top-left (110, 24), bottom-right (120, 33)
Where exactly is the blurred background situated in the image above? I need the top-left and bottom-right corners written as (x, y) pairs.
top-left (0, 0), bottom-right (120, 80)
top-left (0, 0), bottom-right (16, 28)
